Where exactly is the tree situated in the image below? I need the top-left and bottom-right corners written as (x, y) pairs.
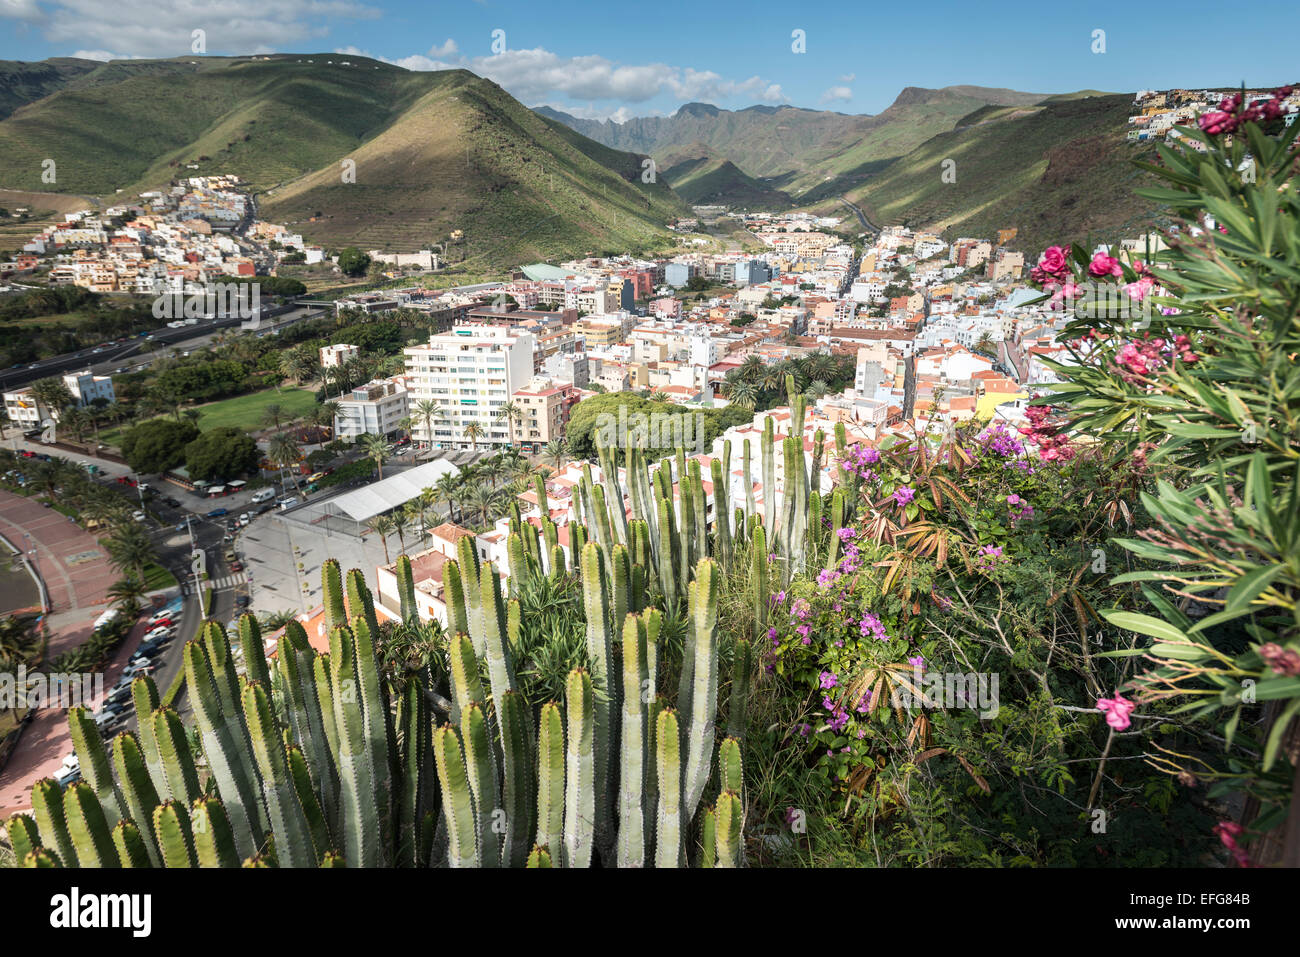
top-left (360, 433), bottom-right (389, 480)
top-left (495, 401), bottom-right (523, 447)
top-left (261, 403), bottom-right (285, 432)
top-left (268, 432), bottom-right (304, 492)
top-left (185, 427), bottom-right (261, 483)
top-left (685, 275), bottom-right (709, 292)
top-left (338, 247), bottom-right (371, 277)
top-left (543, 438), bottom-right (568, 473)
top-left (29, 377), bottom-right (74, 418)
top-left (107, 574), bottom-right (149, 617)
top-left (120, 419), bottom-right (200, 475)
top-left (461, 481), bottom-right (498, 529)
top-left (435, 472), bottom-right (461, 525)
top-left (367, 514), bottom-right (394, 564)
top-left (412, 399), bottom-right (445, 455)
top-left (462, 422), bottom-right (484, 453)
top-left (0, 613), bottom-right (40, 669)
top-left (104, 524), bottom-right (155, 580)
top-left (724, 377), bottom-right (759, 410)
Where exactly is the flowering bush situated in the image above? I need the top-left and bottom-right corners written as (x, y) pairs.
top-left (757, 430), bottom-right (1217, 866)
top-left (1027, 88), bottom-right (1300, 862)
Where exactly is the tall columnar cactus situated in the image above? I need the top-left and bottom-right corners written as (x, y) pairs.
top-left (563, 667), bottom-right (595, 868)
top-left (395, 554), bottom-right (419, 625)
top-left (15, 556), bottom-right (742, 869)
top-left (579, 542), bottom-right (617, 859)
top-left (762, 416), bottom-right (776, 537)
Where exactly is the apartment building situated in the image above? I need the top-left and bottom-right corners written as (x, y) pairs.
top-left (62, 369), bottom-right (116, 407)
top-left (404, 326), bottom-right (536, 450)
top-left (510, 377), bottom-right (580, 451)
top-left (3, 389), bottom-right (49, 431)
top-left (320, 343), bottom-right (359, 368)
top-left (333, 376), bottom-right (411, 440)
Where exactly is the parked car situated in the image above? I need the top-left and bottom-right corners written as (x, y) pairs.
top-left (121, 660), bottom-right (157, 680)
top-left (255, 502), bottom-right (274, 515)
top-left (205, 507), bottom-right (228, 518)
top-left (277, 496), bottom-right (298, 510)
top-left (238, 512), bottom-right (250, 526)
top-left (163, 496), bottom-right (181, 508)
top-left (235, 595), bottom-right (251, 608)
top-left (131, 510), bottom-right (147, 523)
top-left (228, 561), bottom-right (244, 573)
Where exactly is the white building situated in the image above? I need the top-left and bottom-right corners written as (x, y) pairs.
top-left (320, 343), bottom-right (359, 369)
top-left (62, 369), bottom-right (115, 407)
top-left (403, 326), bottom-right (536, 450)
top-left (333, 376), bottom-right (411, 440)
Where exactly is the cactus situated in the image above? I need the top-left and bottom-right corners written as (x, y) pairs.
top-left (563, 667), bottom-right (595, 868)
top-left (654, 707), bottom-right (682, 868)
top-left (16, 554), bottom-right (742, 869)
top-left (395, 554), bottom-right (418, 625)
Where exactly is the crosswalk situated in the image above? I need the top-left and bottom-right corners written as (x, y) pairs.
top-left (183, 574), bottom-right (247, 594)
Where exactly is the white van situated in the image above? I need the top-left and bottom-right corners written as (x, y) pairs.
top-left (250, 488), bottom-right (275, 504)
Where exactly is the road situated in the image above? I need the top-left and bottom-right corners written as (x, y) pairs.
top-left (838, 196), bottom-right (880, 234)
top-left (0, 303), bottom-right (324, 392)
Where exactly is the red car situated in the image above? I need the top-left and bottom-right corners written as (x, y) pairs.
top-left (228, 561), bottom-right (244, 573)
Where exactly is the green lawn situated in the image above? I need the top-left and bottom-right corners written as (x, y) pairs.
top-left (103, 387), bottom-right (319, 447)
top-left (141, 562), bottom-right (177, 591)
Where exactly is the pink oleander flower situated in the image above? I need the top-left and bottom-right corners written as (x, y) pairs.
top-left (1122, 276), bottom-right (1155, 302)
top-left (1088, 252), bottom-right (1122, 278)
top-left (1258, 643), bottom-right (1300, 677)
top-left (1096, 694), bottom-right (1136, 731)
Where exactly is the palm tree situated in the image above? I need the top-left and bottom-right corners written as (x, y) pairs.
top-left (261, 403), bottom-right (285, 433)
top-left (391, 511), bottom-right (413, 556)
top-left (647, 390), bottom-right (670, 404)
top-left (104, 525), bottom-right (155, 581)
top-left (738, 354), bottom-right (765, 383)
top-left (974, 332), bottom-right (996, 357)
top-left (412, 399), bottom-right (444, 455)
top-left (543, 438), bottom-right (568, 473)
top-left (29, 376), bottom-right (74, 419)
top-left (268, 432), bottom-right (303, 494)
top-left (479, 456), bottom-right (506, 489)
top-left (435, 472), bottom-right (462, 525)
top-left (107, 573), bottom-right (149, 617)
top-left (309, 402), bottom-right (339, 450)
top-left (495, 401), bottom-right (523, 447)
top-left (725, 378), bottom-right (759, 410)
top-left (462, 421), bottom-right (484, 453)
top-left (360, 433), bottom-right (390, 480)
top-left (808, 380), bottom-right (830, 399)
top-left (0, 613), bottom-right (40, 669)
top-left (461, 481), bottom-right (498, 529)
top-left (367, 514), bottom-right (395, 564)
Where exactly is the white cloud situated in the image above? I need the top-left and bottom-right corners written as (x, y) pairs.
top-left (347, 43), bottom-right (788, 110)
top-left (33, 0), bottom-right (380, 57)
top-left (820, 85), bottom-right (853, 104)
top-left (71, 49), bottom-right (144, 61)
top-left (1, 0), bottom-right (42, 20)
top-left (839, 73), bottom-right (855, 83)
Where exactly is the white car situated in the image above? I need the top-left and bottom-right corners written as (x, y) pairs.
top-left (278, 496), bottom-right (298, 509)
top-left (132, 510), bottom-right (147, 523)
top-left (238, 512), bottom-right (250, 526)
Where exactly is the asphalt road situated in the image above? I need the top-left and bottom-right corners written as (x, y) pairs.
top-left (0, 303), bottom-right (324, 392)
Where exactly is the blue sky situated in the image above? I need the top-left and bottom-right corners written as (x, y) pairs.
top-left (2, 0), bottom-right (1297, 118)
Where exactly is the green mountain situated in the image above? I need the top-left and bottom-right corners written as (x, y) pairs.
top-left (536, 85), bottom-right (1050, 204)
top-left (817, 93), bottom-right (1158, 253)
top-left (654, 142), bottom-right (792, 208)
top-left (0, 56), bottom-right (687, 267)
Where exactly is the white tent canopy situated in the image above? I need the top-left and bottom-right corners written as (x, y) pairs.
top-left (321, 459), bottom-right (460, 524)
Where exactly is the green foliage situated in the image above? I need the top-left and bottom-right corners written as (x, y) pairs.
top-left (183, 427), bottom-right (261, 483)
top-left (119, 419), bottom-right (199, 474)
